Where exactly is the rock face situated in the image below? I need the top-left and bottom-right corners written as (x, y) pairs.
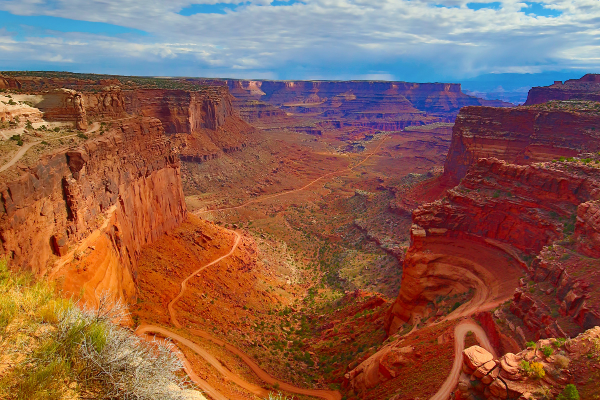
top-left (125, 87), bottom-right (235, 133)
top-left (0, 95), bottom-right (44, 125)
top-left (0, 75), bottom-right (22, 90)
top-left (83, 87), bottom-right (127, 120)
top-left (387, 156), bottom-right (600, 333)
top-left (36, 89), bottom-right (89, 130)
top-left (525, 74), bottom-right (600, 105)
top-left (456, 327), bottom-right (600, 400)
top-left (225, 80), bottom-right (512, 128)
top-left (443, 104), bottom-right (600, 184)
top-left (345, 341), bottom-right (416, 391)
top-left (0, 117), bottom-right (186, 303)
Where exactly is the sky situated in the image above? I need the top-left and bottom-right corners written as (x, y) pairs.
top-left (0, 0), bottom-right (599, 92)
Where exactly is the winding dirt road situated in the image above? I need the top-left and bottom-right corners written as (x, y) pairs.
top-left (430, 320), bottom-right (496, 400)
top-left (0, 141), bottom-right (41, 173)
top-left (0, 122), bottom-right (101, 173)
top-left (137, 230), bottom-right (342, 400)
top-left (168, 231), bottom-right (242, 329)
top-left (195, 134), bottom-right (389, 216)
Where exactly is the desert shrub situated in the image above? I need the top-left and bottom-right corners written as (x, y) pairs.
top-left (0, 260), bottom-right (191, 400)
top-left (557, 384), bottom-right (580, 400)
top-left (268, 393), bottom-right (293, 400)
top-left (450, 301), bottom-right (462, 312)
top-left (554, 354), bottom-right (570, 369)
top-left (542, 345), bottom-right (554, 357)
top-left (554, 337), bottom-right (567, 347)
top-left (520, 360), bottom-right (545, 379)
top-left (529, 362), bottom-right (545, 379)
top-left (9, 134), bottom-right (23, 146)
top-left (526, 341), bottom-right (536, 348)
top-left (77, 132), bottom-right (88, 139)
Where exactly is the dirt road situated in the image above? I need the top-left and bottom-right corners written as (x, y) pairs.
top-left (0, 122), bottom-right (101, 173)
top-left (138, 229), bottom-right (342, 400)
top-left (196, 134), bottom-right (389, 216)
top-left (168, 231), bottom-right (242, 329)
top-left (429, 320), bottom-right (496, 400)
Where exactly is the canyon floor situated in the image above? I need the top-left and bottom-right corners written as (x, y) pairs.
top-left (129, 110), bottom-right (490, 399)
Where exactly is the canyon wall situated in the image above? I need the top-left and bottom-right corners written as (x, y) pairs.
top-left (525, 74), bottom-right (600, 105)
top-left (0, 117), bottom-right (186, 303)
top-left (125, 87), bottom-right (234, 133)
top-left (223, 79), bottom-right (512, 129)
top-left (0, 75), bottom-right (22, 90)
top-left (443, 105), bottom-right (600, 184)
top-left (388, 157), bottom-right (600, 335)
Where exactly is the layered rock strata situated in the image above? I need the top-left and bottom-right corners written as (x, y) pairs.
top-left (444, 104), bottom-right (600, 184)
top-left (525, 74), bottom-right (600, 105)
top-left (224, 79), bottom-right (512, 130)
top-left (125, 87), bottom-right (234, 133)
top-left (0, 117), bottom-right (186, 303)
top-left (386, 157), bottom-right (600, 333)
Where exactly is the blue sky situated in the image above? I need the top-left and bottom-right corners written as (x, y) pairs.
top-left (0, 0), bottom-right (598, 90)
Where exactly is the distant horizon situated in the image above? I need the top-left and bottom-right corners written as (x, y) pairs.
top-left (1, 0), bottom-right (599, 100)
top-left (3, 68), bottom-right (593, 104)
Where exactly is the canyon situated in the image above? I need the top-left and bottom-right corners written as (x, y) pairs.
top-left (1, 71), bottom-right (599, 400)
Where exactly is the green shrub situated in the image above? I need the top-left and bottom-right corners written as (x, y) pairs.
top-left (554, 337), bottom-right (567, 347)
top-left (557, 384), bottom-right (580, 400)
top-left (77, 132), bottom-right (88, 139)
top-left (542, 345), bottom-right (554, 357)
top-left (9, 134), bottom-right (23, 146)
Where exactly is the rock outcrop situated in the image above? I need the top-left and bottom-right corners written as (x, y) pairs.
top-left (125, 87), bottom-right (234, 133)
top-left (36, 89), bottom-right (89, 130)
top-left (525, 74), bottom-right (600, 105)
top-left (387, 156), bottom-right (600, 333)
top-left (443, 104), bottom-right (600, 184)
top-left (0, 117), bottom-right (186, 304)
top-left (0, 75), bottom-right (22, 90)
top-left (456, 327), bottom-right (600, 400)
top-left (224, 79), bottom-right (512, 130)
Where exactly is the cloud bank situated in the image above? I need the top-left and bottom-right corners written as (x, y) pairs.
top-left (0, 0), bottom-right (598, 82)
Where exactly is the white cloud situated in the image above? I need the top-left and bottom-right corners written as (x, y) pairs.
top-left (0, 0), bottom-right (598, 80)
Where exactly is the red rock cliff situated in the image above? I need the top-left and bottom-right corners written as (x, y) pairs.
top-left (125, 87), bottom-right (234, 133)
top-left (443, 104), bottom-right (600, 184)
top-left (525, 74), bottom-right (600, 105)
top-left (0, 117), bottom-right (186, 304)
top-left (227, 80), bottom-right (511, 120)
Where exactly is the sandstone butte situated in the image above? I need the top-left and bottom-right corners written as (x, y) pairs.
top-left (1, 72), bottom-right (600, 400)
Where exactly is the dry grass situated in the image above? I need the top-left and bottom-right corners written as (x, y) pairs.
top-left (0, 259), bottom-right (195, 400)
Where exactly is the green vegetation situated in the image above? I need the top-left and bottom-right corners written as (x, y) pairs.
top-left (520, 360), bottom-right (546, 379)
top-left (0, 259), bottom-right (191, 400)
top-left (557, 384), bottom-right (580, 400)
top-left (542, 345), bottom-right (554, 357)
top-left (9, 134), bottom-right (23, 146)
top-left (77, 132), bottom-right (89, 140)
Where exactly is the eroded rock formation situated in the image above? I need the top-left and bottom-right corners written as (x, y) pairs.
top-left (456, 328), bottom-right (600, 400)
top-left (0, 117), bottom-right (186, 303)
top-left (525, 74), bottom-right (600, 105)
top-left (443, 104), bottom-right (600, 184)
top-left (224, 79), bottom-right (512, 129)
